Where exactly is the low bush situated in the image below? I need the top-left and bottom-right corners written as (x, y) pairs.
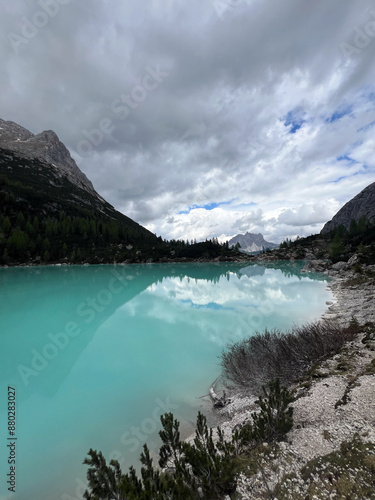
top-left (220, 320), bottom-right (359, 392)
top-left (83, 379), bottom-right (295, 499)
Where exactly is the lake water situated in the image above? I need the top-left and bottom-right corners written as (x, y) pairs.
top-left (0, 262), bottom-right (332, 500)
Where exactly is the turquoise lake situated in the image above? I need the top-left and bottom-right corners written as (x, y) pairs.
top-left (0, 262), bottom-right (332, 500)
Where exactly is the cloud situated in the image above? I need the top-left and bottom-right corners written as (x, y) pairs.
top-left (1, 0), bottom-right (375, 242)
top-left (277, 203), bottom-right (341, 227)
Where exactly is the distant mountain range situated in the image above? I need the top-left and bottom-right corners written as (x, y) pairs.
top-left (228, 232), bottom-right (278, 253)
top-left (321, 181), bottom-right (375, 234)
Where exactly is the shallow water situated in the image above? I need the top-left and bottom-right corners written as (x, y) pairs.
top-left (0, 262), bottom-right (332, 500)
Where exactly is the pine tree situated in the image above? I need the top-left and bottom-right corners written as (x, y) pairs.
top-left (16, 211), bottom-right (25, 229)
top-left (7, 228), bottom-right (29, 259)
top-left (2, 248), bottom-right (9, 264)
top-left (233, 380), bottom-right (295, 453)
top-left (25, 221), bottom-right (34, 237)
top-left (45, 220), bottom-right (54, 237)
top-left (349, 219), bottom-right (358, 236)
top-left (43, 237), bottom-right (50, 251)
top-left (250, 379), bottom-right (294, 443)
top-left (83, 449), bottom-right (125, 499)
top-left (43, 250), bottom-right (50, 262)
top-left (329, 233), bottom-right (345, 262)
top-left (159, 413), bottom-right (186, 476)
top-left (2, 216), bottom-right (11, 236)
top-left (357, 215), bottom-right (368, 234)
top-left (182, 412), bottom-right (236, 497)
top-left (33, 216), bottom-right (40, 234)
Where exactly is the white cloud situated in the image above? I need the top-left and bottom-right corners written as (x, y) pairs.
top-left (277, 203), bottom-right (340, 227)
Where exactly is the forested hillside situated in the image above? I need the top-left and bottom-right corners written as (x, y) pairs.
top-left (0, 148), bottom-right (163, 264)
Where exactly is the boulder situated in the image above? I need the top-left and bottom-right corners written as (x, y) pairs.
top-left (347, 254), bottom-right (361, 267)
top-left (305, 252), bottom-right (317, 260)
top-left (331, 261), bottom-right (347, 271)
top-left (301, 260), bottom-right (329, 273)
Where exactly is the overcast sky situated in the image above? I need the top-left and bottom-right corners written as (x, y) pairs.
top-left (1, 0), bottom-right (375, 243)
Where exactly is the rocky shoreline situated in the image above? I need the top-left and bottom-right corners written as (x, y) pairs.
top-left (0, 251), bottom-right (254, 268)
top-left (208, 262), bottom-right (375, 499)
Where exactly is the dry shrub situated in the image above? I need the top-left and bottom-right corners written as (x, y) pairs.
top-left (221, 320), bottom-right (358, 392)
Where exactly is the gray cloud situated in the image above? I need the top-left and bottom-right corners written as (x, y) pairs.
top-left (1, 0), bottom-right (375, 243)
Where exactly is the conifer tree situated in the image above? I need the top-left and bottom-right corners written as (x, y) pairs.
top-left (329, 233), bottom-right (345, 262)
top-left (2, 248), bottom-right (9, 264)
top-left (250, 379), bottom-right (294, 443)
top-left (43, 250), bottom-right (50, 262)
top-left (16, 211), bottom-right (25, 228)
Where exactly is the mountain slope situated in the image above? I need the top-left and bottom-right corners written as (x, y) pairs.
top-left (0, 119), bottom-right (162, 264)
top-left (228, 232), bottom-right (278, 253)
top-left (0, 145), bottom-right (139, 224)
top-left (321, 181), bottom-right (375, 234)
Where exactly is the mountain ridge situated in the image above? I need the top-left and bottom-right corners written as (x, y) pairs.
top-left (0, 118), bottom-right (97, 196)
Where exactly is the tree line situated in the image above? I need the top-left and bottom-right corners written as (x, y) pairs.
top-left (0, 209), bottom-right (235, 265)
top-left (0, 210), bottom-right (161, 264)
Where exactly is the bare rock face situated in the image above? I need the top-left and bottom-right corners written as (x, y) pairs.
top-left (321, 182), bottom-right (375, 234)
top-left (0, 118), bottom-right (34, 142)
top-left (0, 118), bottom-right (97, 196)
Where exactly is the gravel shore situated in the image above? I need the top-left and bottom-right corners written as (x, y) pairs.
top-left (211, 264), bottom-right (375, 499)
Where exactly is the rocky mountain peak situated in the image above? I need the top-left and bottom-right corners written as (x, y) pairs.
top-left (0, 118), bottom-right (34, 142)
top-left (32, 129), bottom-right (60, 142)
top-left (228, 232), bottom-right (278, 252)
top-left (0, 118), bottom-right (96, 196)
